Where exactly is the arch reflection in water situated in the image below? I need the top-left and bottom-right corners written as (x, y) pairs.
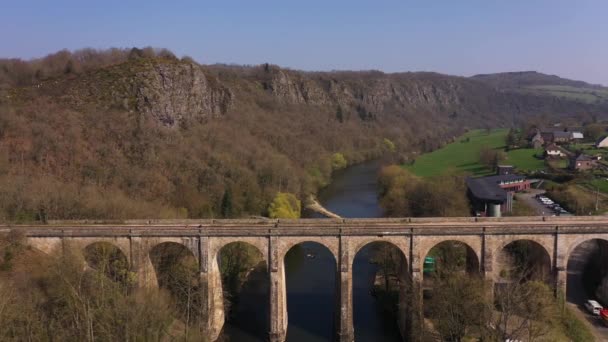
top-left (285, 241), bottom-right (337, 342)
top-left (353, 241), bottom-right (407, 342)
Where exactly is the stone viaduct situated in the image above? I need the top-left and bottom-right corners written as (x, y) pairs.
top-left (6, 216), bottom-right (608, 342)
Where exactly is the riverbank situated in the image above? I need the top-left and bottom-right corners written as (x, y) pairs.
top-left (304, 196), bottom-right (342, 219)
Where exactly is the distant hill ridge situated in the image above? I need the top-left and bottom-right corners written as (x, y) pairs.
top-left (471, 71), bottom-right (608, 104)
top-left (472, 71), bottom-right (605, 90)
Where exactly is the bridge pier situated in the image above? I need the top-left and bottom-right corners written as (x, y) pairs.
top-left (338, 237), bottom-right (354, 342)
top-left (130, 237), bottom-right (158, 288)
top-left (269, 236), bottom-right (288, 342)
top-left (196, 236), bottom-right (224, 342)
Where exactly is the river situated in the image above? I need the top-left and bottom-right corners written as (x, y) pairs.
top-left (222, 160), bottom-right (402, 342)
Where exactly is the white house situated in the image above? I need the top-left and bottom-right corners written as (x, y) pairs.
top-left (597, 136), bottom-right (608, 148)
top-left (545, 144), bottom-right (566, 157)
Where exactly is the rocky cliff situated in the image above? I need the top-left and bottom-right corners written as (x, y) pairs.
top-left (13, 59), bottom-right (234, 127)
top-left (9, 58), bottom-right (606, 131)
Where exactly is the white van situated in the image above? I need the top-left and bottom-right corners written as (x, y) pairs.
top-left (585, 299), bottom-right (603, 315)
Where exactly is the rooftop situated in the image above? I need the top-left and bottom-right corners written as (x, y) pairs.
top-left (574, 154), bottom-right (592, 161)
top-left (467, 175), bottom-right (522, 203)
top-left (553, 131), bottom-right (572, 139)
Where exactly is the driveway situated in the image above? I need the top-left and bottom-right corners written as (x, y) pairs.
top-left (567, 240), bottom-right (608, 341)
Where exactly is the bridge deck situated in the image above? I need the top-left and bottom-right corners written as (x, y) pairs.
top-left (2, 216), bottom-right (608, 237)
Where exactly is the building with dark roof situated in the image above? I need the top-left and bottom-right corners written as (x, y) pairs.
top-left (569, 154), bottom-right (596, 171)
top-left (553, 131), bottom-right (572, 143)
top-left (466, 174), bottom-right (531, 217)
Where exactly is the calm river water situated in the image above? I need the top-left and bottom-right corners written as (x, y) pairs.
top-left (221, 160), bottom-right (402, 342)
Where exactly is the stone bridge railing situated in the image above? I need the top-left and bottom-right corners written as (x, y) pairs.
top-left (4, 216), bottom-right (608, 342)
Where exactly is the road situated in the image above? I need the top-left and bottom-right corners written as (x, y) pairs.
top-left (567, 240), bottom-right (608, 341)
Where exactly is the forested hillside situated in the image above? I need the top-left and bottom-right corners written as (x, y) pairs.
top-left (473, 71), bottom-right (608, 104)
top-left (0, 48), bottom-right (606, 221)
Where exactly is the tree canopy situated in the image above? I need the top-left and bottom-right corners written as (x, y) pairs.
top-left (267, 192), bottom-right (301, 219)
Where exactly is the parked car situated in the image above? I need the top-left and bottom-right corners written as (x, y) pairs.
top-left (585, 300), bottom-right (603, 315)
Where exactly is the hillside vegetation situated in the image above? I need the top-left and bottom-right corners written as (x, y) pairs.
top-left (473, 71), bottom-right (608, 104)
top-left (0, 48), bottom-right (606, 221)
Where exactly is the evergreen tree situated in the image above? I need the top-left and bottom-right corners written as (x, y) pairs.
top-left (336, 105), bottom-right (344, 123)
top-left (221, 189), bottom-right (233, 218)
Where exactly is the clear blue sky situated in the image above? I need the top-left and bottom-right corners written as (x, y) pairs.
top-left (2, 0), bottom-right (607, 85)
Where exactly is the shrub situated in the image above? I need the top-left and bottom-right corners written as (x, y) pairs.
top-left (268, 192), bottom-right (301, 219)
top-left (331, 153), bottom-right (348, 171)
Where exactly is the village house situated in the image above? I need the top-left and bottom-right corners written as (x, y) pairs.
top-left (544, 143), bottom-right (567, 158)
top-left (596, 136), bottom-right (608, 148)
top-left (569, 154), bottom-right (596, 171)
top-left (529, 130), bottom-right (544, 148)
top-left (529, 128), bottom-right (583, 147)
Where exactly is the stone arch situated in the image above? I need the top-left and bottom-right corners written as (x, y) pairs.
top-left (565, 237), bottom-right (608, 304)
top-left (148, 241), bottom-right (200, 288)
top-left (491, 235), bottom-right (554, 265)
top-left (349, 236), bottom-right (409, 269)
top-left (495, 239), bottom-right (552, 283)
top-left (416, 235), bottom-right (482, 275)
top-left (151, 237), bottom-right (200, 261)
top-left (278, 236), bottom-right (339, 264)
top-left (66, 237), bottom-right (131, 261)
top-left (563, 234), bottom-right (608, 267)
top-left (209, 236), bottom-right (268, 266)
top-left (83, 241), bottom-right (130, 278)
top-left (422, 239), bottom-right (481, 277)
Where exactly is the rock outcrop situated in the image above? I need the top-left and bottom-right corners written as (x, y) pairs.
top-left (133, 62), bottom-right (232, 126)
top-left (55, 59), bottom-right (233, 127)
top-left (21, 58), bottom-right (607, 130)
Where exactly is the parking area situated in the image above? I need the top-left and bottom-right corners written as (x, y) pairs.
top-left (533, 193), bottom-right (572, 216)
top-left (516, 189), bottom-right (572, 216)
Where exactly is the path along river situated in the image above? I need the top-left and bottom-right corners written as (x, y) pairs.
top-left (222, 160), bottom-right (402, 342)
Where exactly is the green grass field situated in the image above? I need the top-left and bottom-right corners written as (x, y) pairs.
top-left (406, 129), bottom-right (547, 177)
top-left (584, 178), bottom-right (608, 194)
top-left (504, 148), bottom-right (545, 171)
top-left (407, 129), bottom-right (508, 177)
top-left (524, 85), bottom-right (608, 104)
